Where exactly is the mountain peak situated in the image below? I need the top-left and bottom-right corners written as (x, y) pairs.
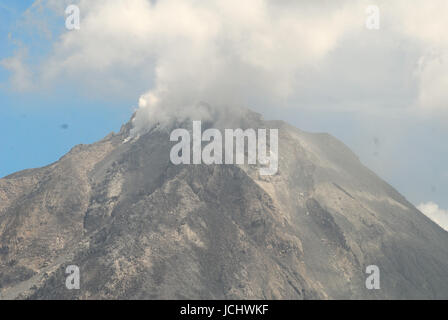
top-left (1, 108), bottom-right (448, 299)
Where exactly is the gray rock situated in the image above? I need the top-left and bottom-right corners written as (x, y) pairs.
top-left (1, 108), bottom-right (447, 299)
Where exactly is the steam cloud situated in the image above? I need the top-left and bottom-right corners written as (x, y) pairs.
top-left (2, 0), bottom-right (448, 133)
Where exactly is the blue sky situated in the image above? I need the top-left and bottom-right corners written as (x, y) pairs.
top-left (0, 1), bottom-right (132, 177)
top-left (0, 91), bottom-right (132, 176)
top-left (0, 0), bottom-right (447, 217)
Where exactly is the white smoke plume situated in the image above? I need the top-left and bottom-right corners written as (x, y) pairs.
top-left (3, 0), bottom-right (448, 133)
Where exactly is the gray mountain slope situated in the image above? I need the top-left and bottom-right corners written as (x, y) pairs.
top-left (1, 109), bottom-right (447, 299)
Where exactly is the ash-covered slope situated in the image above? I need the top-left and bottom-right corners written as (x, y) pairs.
top-left (1, 109), bottom-right (448, 300)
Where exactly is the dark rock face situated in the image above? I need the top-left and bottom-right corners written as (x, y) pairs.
top-left (1, 109), bottom-right (448, 299)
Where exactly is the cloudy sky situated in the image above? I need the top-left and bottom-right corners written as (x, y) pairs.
top-left (0, 0), bottom-right (447, 228)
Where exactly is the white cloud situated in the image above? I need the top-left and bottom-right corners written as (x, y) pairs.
top-left (2, 0), bottom-right (448, 130)
top-left (388, 0), bottom-right (448, 114)
top-left (417, 202), bottom-right (448, 231)
top-left (0, 49), bottom-right (34, 91)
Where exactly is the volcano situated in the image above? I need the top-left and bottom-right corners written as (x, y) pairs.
top-left (1, 108), bottom-right (448, 299)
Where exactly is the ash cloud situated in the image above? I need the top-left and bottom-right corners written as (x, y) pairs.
top-left (2, 1), bottom-right (448, 130)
